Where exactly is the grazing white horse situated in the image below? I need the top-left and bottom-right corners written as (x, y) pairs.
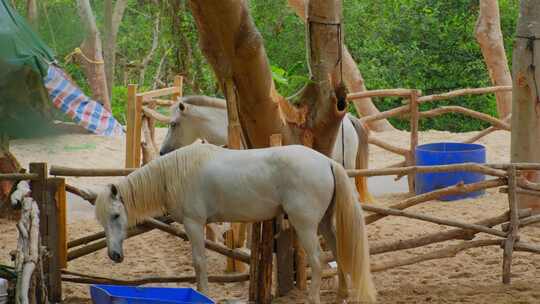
top-left (159, 95), bottom-right (373, 203)
top-left (95, 140), bottom-right (376, 304)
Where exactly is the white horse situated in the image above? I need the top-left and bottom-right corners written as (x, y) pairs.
top-left (95, 140), bottom-right (376, 304)
top-left (159, 95), bottom-right (373, 203)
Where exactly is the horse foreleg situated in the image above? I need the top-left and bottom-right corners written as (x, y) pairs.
top-left (319, 215), bottom-right (348, 300)
top-left (184, 218), bottom-right (209, 293)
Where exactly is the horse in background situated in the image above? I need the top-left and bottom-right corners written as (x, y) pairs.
top-left (159, 95), bottom-right (373, 203)
top-left (94, 140), bottom-right (376, 304)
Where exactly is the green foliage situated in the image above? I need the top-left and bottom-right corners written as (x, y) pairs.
top-left (18, 0), bottom-right (521, 132)
top-left (111, 86), bottom-right (128, 125)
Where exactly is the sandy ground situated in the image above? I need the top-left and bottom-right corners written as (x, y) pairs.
top-left (3, 128), bottom-right (540, 303)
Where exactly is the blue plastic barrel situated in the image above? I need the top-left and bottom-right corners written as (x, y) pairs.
top-left (415, 142), bottom-right (486, 201)
top-left (90, 285), bottom-right (214, 304)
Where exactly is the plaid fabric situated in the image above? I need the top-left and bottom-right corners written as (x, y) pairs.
top-left (44, 65), bottom-right (124, 136)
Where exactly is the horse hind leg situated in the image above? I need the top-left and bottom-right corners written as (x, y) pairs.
top-left (319, 212), bottom-right (349, 300)
top-left (184, 218), bottom-right (209, 293)
top-left (291, 224), bottom-right (323, 304)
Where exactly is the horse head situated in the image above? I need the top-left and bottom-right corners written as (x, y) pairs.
top-left (160, 101), bottom-right (189, 156)
top-left (95, 184), bottom-right (128, 263)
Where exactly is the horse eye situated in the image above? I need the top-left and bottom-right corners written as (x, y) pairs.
top-left (112, 214), bottom-right (120, 220)
top-left (170, 122), bottom-right (177, 128)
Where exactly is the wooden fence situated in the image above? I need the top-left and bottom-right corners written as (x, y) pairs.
top-left (348, 86), bottom-right (513, 193)
top-left (125, 76), bottom-right (183, 168)
top-left (4, 159), bottom-right (540, 302)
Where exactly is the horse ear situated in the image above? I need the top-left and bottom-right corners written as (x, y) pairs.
top-left (110, 184), bottom-right (118, 198)
top-left (178, 102), bottom-right (186, 112)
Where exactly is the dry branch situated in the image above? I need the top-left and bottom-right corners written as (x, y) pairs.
top-left (418, 86), bottom-right (512, 103)
top-left (369, 209), bottom-right (529, 256)
top-left (368, 136), bottom-right (409, 156)
top-left (65, 184), bottom-right (96, 203)
top-left (518, 176), bottom-right (540, 191)
top-left (462, 115), bottom-right (511, 144)
top-left (360, 105), bottom-right (409, 123)
top-left (348, 163), bottom-right (507, 178)
top-left (502, 213), bottom-right (540, 231)
top-left (364, 178), bottom-right (507, 224)
top-left (144, 218), bottom-right (251, 264)
top-left (371, 239), bottom-right (502, 272)
top-left (143, 98), bottom-right (175, 106)
top-left (137, 87), bottom-right (180, 101)
top-left (0, 173), bottom-right (38, 181)
top-left (419, 106), bottom-right (510, 130)
top-left (348, 89), bottom-right (417, 100)
top-left (142, 107), bottom-right (170, 124)
top-left (50, 166), bottom-right (135, 177)
top-left (488, 163), bottom-right (540, 170)
top-left (62, 269), bottom-right (248, 285)
top-left (362, 205), bottom-right (507, 238)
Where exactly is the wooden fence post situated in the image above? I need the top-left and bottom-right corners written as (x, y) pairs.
top-left (125, 84), bottom-right (137, 168)
top-left (45, 177), bottom-right (66, 302)
top-left (503, 165), bottom-right (519, 283)
top-left (29, 163), bottom-right (47, 302)
top-left (133, 95), bottom-right (143, 168)
top-left (408, 90), bottom-right (420, 194)
top-left (223, 79), bottom-right (247, 273)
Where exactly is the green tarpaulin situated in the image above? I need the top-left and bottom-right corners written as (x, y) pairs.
top-left (0, 0), bottom-right (57, 138)
top-left (0, 0), bottom-right (55, 76)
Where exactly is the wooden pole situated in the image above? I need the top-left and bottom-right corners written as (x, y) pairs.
top-left (502, 165), bottom-right (519, 284)
top-left (249, 222), bottom-right (261, 302)
top-left (408, 91), bottom-right (420, 194)
top-left (125, 84), bottom-right (137, 168)
top-left (223, 79), bottom-right (247, 273)
top-left (29, 163), bottom-right (47, 303)
top-left (45, 178), bottom-right (66, 302)
top-left (133, 95), bottom-right (143, 168)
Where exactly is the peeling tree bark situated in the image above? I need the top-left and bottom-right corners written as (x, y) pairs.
top-left (475, 0), bottom-right (512, 118)
top-left (189, 0), bottom-right (346, 157)
top-left (76, 0), bottom-right (112, 111)
top-left (511, 0), bottom-right (540, 211)
top-left (287, 0), bottom-right (394, 132)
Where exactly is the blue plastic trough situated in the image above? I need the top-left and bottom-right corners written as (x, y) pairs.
top-left (90, 285), bottom-right (214, 304)
top-left (415, 142), bottom-right (486, 201)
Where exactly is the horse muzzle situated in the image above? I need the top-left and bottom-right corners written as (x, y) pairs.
top-left (108, 250), bottom-right (124, 263)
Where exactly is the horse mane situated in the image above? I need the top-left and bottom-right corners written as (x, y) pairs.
top-left (181, 95), bottom-right (227, 109)
top-left (99, 141), bottom-right (222, 226)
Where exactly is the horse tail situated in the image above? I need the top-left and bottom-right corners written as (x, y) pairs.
top-left (331, 161), bottom-right (376, 303)
top-left (348, 114), bottom-right (374, 204)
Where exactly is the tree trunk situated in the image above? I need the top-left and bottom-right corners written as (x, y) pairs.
top-left (104, 0), bottom-right (128, 98)
top-left (190, 0), bottom-right (345, 155)
top-left (26, 0), bottom-right (38, 29)
top-left (76, 0), bottom-right (112, 111)
top-left (139, 13), bottom-right (160, 86)
top-left (475, 0), bottom-right (513, 118)
top-left (511, 0), bottom-right (540, 211)
top-left (287, 0), bottom-right (394, 132)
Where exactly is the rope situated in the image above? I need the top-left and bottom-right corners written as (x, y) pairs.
top-left (64, 47), bottom-right (105, 65)
top-left (516, 36), bottom-right (540, 107)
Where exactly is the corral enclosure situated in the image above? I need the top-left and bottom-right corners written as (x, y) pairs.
top-left (3, 0), bottom-right (540, 303)
top-left (2, 128), bottom-right (540, 303)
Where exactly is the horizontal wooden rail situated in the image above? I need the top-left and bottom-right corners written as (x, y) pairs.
top-left (418, 86), bottom-right (512, 103)
top-left (419, 106), bottom-right (510, 130)
top-left (368, 136), bottom-right (409, 156)
top-left (347, 163), bottom-right (507, 178)
top-left (365, 178), bottom-right (507, 224)
top-left (362, 205), bottom-right (507, 238)
top-left (143, 98), bottom-right (175, 106)
top-left (347, 89), bottom-right (418, 100)
top-left (62, 269), bottom-right (248, 285)
top-left (0, 173), bottom-right (38, 181)
top-left (360, 105), bottom-right (410, 123)
top-left (487, 163), bottom-right (540, 170)
top-left (142, 107), bottom-right (170, 123)
top-left (50, 166), bottom-right (135, 177)
top-left (137, 87), bottom-right (181, 101)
